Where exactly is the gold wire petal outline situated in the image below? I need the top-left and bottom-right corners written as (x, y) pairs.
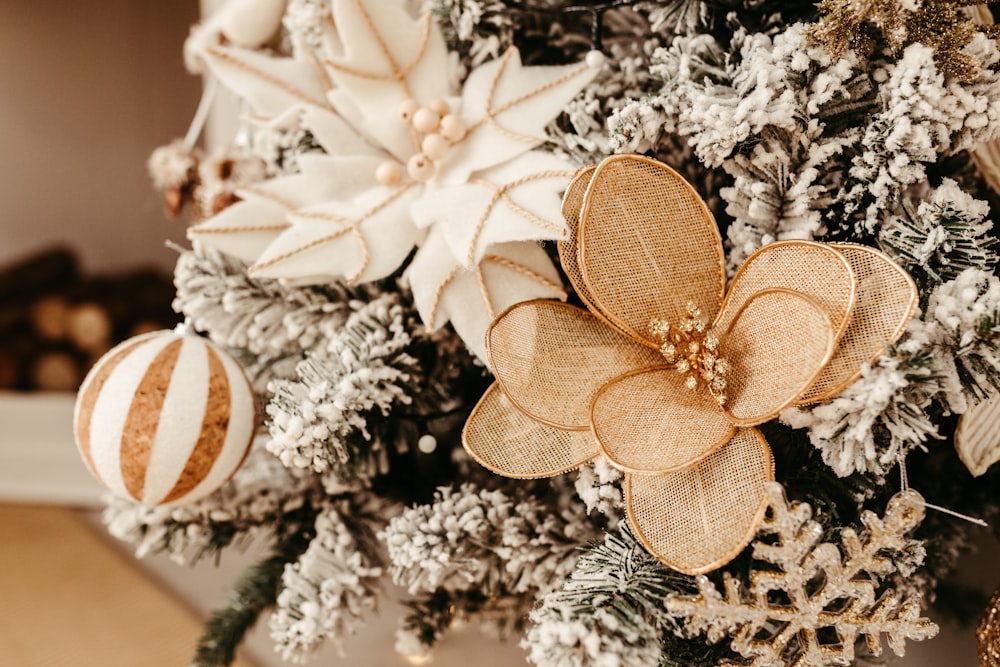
top-left (625, 427), bottom-right (774, 576)
top-left (719, 288), bottom-right (836, 427)
top-left (558, 163), bottom-right (636, 339)
top-left (462, 382), bottom-right (599, 478)
top-left (486, 300), bottom-right (662, 430)
top-left (590, 367), bottom-right (736, 474)
top-left (794, 243), bottom-right (918, 405)
top-left (577, 154), bottom-right (727, 348)
top-left (713, 240), bottom-right (857, 346)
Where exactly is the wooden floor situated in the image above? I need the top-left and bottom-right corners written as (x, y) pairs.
top-left (0, 503), bottom-right (258, 667)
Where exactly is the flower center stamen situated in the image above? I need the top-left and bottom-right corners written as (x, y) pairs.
top-left (649, 301), bottom-right (729, 406)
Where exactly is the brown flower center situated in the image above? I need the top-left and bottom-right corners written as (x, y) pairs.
top-left (649, 301), bottom-right (729, 406)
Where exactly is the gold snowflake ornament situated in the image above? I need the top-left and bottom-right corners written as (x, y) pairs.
top-left (667, 483), bottom-right (938, 666)
top-left (463, 155), bottom-right (919, 574)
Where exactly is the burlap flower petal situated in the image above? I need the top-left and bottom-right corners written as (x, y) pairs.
top-left (625, 427), bottom-right (773, 575)
top-left (714, 241), bottom-right (856, 343)
top-left (577, 154), bottom-right (726, 347)
top-left (558, 165), bottom-right (604, 315)
top-left (796, 244), bottom-right (918, 404)
top-left (488, 301), bottom-right (662, 429)
top-left (591, 367), bottom-right (735, 473)
top-left (463, 383), bottom-right (599, 478)
top-left (721, 289), bottom-right (836, 426)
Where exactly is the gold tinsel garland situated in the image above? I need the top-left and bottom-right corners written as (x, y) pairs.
top-left (810, 1), bottom-right (1000, 81)
top-left (981, 585), bottom-right (1000, 667)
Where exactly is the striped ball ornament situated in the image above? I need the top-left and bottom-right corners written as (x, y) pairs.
top-left (74, 329), bottom-right (257, 506)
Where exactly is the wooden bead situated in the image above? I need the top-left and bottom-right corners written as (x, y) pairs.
top-left (439, 114), bottom-right (467, 142)
top-left (74, 330), bottom-right (257, 506)
top-left (412, 107), bottom-right (441, 134)
top-left (376, 160), bottom-right (404, 186)
top-left (421, 134), bottom-right (450, 161)
top-left (399, 98), bottom-right (420, 122)
top-left (428, 99), bottom-right (452, 116)
top-left (407, 154), bottom-right (436, 182)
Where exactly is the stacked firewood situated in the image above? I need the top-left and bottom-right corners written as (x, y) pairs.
top-left (0, 247), bottom-right (178, 391)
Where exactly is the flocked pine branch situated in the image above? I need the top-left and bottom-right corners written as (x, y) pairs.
top-left (265, 293), bottom-right (420, 482)
top-left (878, 178), bottom-right (997, 292)
top-left (664, 483), bottom-right (938, 667)
top-left (840, 35), bottom-right (1000, 235)
top-left (383, 483), bottom-right (596, 659)
top-left (269, 495), bottom-right (386, 662)
top-left (525, 526), bottom-right (722, 667)
top-left (104, 442), bottom-right (320, 564)
top-left (783, 266), bottom-right (1000, 476)
top-left (173, 245), bottom-right (387, 358)
top-left (192, 525), bottom-right (313, 667)
top-left (610, 24), bottom-right (872, 267)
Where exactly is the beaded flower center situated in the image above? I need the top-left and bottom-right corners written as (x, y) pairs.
top-left (649, 301), bottom-right (729, 405)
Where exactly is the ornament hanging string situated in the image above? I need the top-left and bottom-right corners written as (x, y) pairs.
top-left (183, 75), bottom-right (219, 152)
top-left (898, 456), bottom-right (989, 527)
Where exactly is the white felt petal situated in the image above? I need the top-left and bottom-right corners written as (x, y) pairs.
top-left (219, 0), bottom-right (287, 48)
top-left (188, 198), bottom-right (289, 263)
top-left (407, 232), bottom-right (566, 363)
top-left (412, 152), bottom-right (573, 267)
top-left (436, 48), bottom-right (600, 185)
top-left (250, 185), bottom-right (423, 284)
top-left (202, 46), bottom-right (328, 118)
top-left (300, 106), bottom-right (383, 158)
top-left (324, 0), bottom-right (451, 160)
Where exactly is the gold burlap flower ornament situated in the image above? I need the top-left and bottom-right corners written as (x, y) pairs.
top-left (463, 154), bottom-right (919, 574)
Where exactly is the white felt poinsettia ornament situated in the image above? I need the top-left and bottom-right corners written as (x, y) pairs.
top-left (186, 0), bottom-right (602, 362)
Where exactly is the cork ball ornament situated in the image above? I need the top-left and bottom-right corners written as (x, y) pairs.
top-left (73, 328), bottom-right (257, 506)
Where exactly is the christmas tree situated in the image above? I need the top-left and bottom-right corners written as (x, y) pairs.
top-left (75, 1), bottom-right (1000, 665)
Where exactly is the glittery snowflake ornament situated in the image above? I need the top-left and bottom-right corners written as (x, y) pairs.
top-left (665, 482), bottom-right (938, 667)
top-left (463, 154), bottom-right (918, 574)
top-left (186, 0), bottom-right (603, 362)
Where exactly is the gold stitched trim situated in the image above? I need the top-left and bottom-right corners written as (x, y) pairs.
top-left (459, 49), bottom-right (596, 148)
top-left (426, 265), bottom-right (463, 330)
top-left (482, 254), bottom-right (567, 297)
top-left (204, 47), bottom-right (327, 109)
top-left (189, 224), bottom-right (291, 235)
top-left (464, 171), bottom-right (572, 266)
top-left (235, 184), bottom-right (300, 210)
top-left (249, 182), bottom-right (417, 283)
top-left (322, 2), bottom-right (434, 100)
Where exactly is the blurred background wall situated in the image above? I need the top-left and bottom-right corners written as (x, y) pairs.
top-left (0, 0), bottom-right (200, 273)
